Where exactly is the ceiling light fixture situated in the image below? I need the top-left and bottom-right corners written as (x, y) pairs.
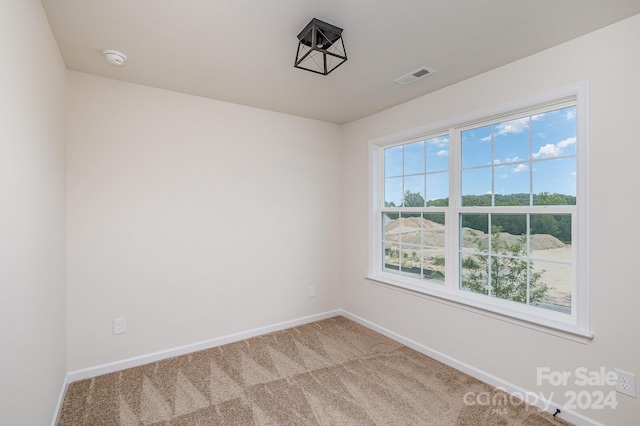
top-left (295, 18), bottom-right (347, 76)
top-left (102, 49), bottom-right (127, 66)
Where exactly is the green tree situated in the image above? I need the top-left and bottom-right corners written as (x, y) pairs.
top-left (462, 227), bottom-right (550, 304)
top-left (403, 190), bottom-right (425, 207)
top-left (534, 192), bottom-right (575, 206)
top-left (426, 197), bottom-right (449, 208)
top-left (531, 215), bottom-right (558, 237)
top-left (462, 194), bottom-right (492, 206)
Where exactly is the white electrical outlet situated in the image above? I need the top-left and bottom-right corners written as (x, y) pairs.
top-left (308, 286), bottom-right (315, 298)
top-left (615, 369), bottom-right (636, 397)
top-left (113, 317), bottom-right (126, 335)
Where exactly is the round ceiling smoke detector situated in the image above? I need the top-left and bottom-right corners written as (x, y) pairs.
top-left (102, 50), bottom-right (127, 66)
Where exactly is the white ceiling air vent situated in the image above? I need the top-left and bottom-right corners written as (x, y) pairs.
top-left (394, 66), bottom-right (436, 85)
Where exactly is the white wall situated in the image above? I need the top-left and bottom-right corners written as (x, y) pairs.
top-left (0, 1), bottom-right (67, 424)
top-left (66, 72), bottom-right (342, 370)
top-left (341, 14), bottom-right (640, 425)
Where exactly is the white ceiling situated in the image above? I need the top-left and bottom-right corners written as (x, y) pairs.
top-left (41, 1), bottom-right (640, 124)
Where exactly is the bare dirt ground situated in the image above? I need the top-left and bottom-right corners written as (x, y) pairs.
top-left (384, 217), bottom-right (571, 308)
top-left (531, 246), bottom-right (572, 306)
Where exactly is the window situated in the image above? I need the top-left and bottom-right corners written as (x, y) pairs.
top-left (369, 83), bottom-right (591, 341)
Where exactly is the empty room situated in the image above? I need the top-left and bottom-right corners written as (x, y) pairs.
top-left (2, 1), bottom-right (640, 425)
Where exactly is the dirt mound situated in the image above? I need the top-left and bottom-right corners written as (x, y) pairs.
top-left (384, 217), bottom-right (444, 246)
top-left (462, 228), bottom-right (565, 250)
top-left (384, 217), bottom-right (566, 250)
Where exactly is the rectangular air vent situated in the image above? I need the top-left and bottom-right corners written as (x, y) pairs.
top-left (394, 66), bottom-right (436, 85)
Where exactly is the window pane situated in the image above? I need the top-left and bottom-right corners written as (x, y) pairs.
top-left (461, 168), bottom-right (491, 206)
top-left (401, 245), bottom-right (422, 278)
top-left (403, 175), bottom-right (425, 207)
top-left (489, 221), bottom-right (528, 304)
top-left (422, 213), bottom-right (445, 247)
top-left (400, 213), bottom-right (422, 245)
top-left (461, 214), bottom-right (488, 251)
top-left (383, 242), bottom-right (400, 272)
top-left (384, 146), bottom-right (402, 177)
top-left (461, 252), bottom-right (488, 294)
top-left (426, 172), bottom-right (448, 206)
top-left (423, 248), bottom-right (445, 282)
top-left (384, 177), bottom-right (403, 207)
top-left (489, 254), bottom-right (528, 304)
top-left (382, 212), bottom-right (400, 274)
top-left (426, 136), bottom-right (449, 172)
top-left (532, 158), bottom-right (576, 205)
top-left (532, 106), bottom-right (576, 159)
top-left (403, 141), bottom-right (425, 175)
top-left (382, 212), bottom-right (399, 242)
top-left (531, 214), bottom-right (572, 244)
top-left (492, 214), bottom-right (527, 237)
top-left (493, 117), bottom-right (530, 164)
top-left (494, 165), bottom-right (530, 205)
top-left (530, 261), bottom-right (572, 314)
top-left (462, 125), bottom-right (492, 168)
top-left (530, 214), bottom-right (572, 313)
top-left (425, 214), bottom-right (445, 282)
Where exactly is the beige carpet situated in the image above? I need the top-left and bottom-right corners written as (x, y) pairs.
top-left (57, 316), bottom-right (571, 425)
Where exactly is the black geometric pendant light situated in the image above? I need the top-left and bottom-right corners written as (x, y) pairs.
top-left (294, 18), bottom-right (347, 75)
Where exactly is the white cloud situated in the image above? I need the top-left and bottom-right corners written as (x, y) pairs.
top-left (512, 164), bottom-right (528, 173)
top-left (481, 135), bottom-right (492, 142)
top-left (499, 174), bottom-right (508, 179)
top-left (427, 136), bottom-right (449, 148)
top-left (566, 109), bottom-right (576, 120)
top-left (533, 144), bottom-right (560, 158)
top-left (532, 136), bottom-right (576, 159)
top-left (558, 136), bottom-right (576, 149)
top-left (436, 149), bottom-right (449, 156)
top-left (493, 159), bottom-right (502, 165)
top-left (505, 156), bottom-right (522, 163)
top-left (494, 117), bottom-right (529, 137)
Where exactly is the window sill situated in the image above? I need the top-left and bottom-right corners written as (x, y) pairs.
top-left (365, 274), bottom-right (594, 344)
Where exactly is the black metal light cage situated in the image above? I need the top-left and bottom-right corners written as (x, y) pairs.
top-left (295, 18), bottom-right (347, 75)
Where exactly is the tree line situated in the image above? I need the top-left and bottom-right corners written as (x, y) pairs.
top-left (386, 190), bottom-right (573, 243)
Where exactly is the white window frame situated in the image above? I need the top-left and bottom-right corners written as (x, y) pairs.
top-left (367, 82), bottom-right (592, 343)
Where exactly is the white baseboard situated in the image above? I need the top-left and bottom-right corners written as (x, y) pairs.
top-left (340, 310), bottom-right (603, 426)
top-left (66, 309), bottom-right (341, 383)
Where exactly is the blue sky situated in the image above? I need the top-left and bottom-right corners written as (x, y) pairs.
top-left (385, 135), bottom-right (449, 205)
top-left (384, 105), bottom-right (577, 207)
top-left (461, 106), bottom-right (577, 202)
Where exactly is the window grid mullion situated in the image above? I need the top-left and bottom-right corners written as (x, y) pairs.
top-left (529, 116), bottom-right (533, 206)
top-left (423, 141), bottom-right (427, 207)
top-left (491, 125), bottom-right (495, 207)
top-left (487, 214), bottom-right (493, 297)
top-left (401, 145), bottom-right (405, 207)
top-left (449, 128), bottom-right (460, 292)
top-left (526, 213), bottom-right (531, 305)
